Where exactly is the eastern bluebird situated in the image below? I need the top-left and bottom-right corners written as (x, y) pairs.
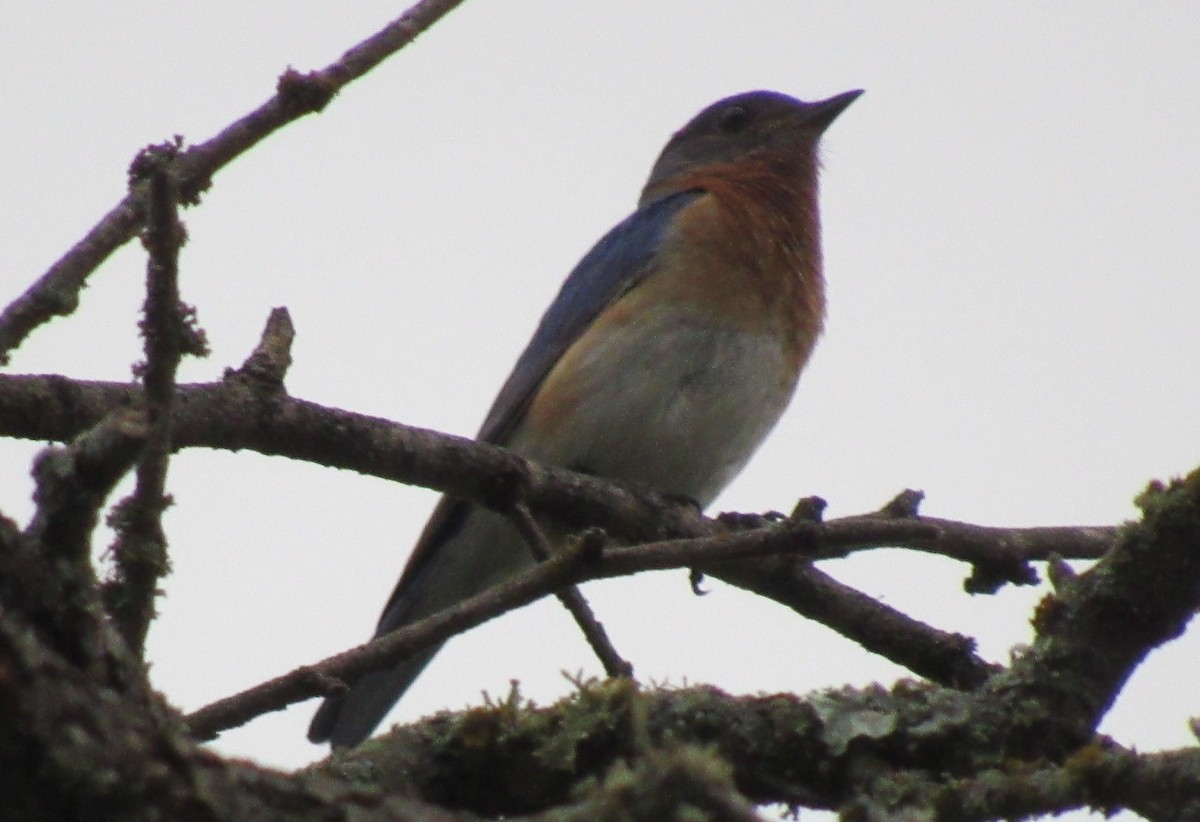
top-left (309, 89), bottom-right (861, 747)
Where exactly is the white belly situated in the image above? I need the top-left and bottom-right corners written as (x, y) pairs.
top-left (510, 309), bottom-right (795, 506)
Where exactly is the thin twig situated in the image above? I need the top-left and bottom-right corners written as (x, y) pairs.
top-left (511, 501), bottom-right (633, 679)
top-left (0, 0), bottom-right (468, 363)
top-left (232, 307), bottom-right (295, 387)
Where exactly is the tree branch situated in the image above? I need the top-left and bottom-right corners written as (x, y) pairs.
top-left (16, 409), bottom-right (149, 692)
top-left (185, 515), bottom-right (938, 739)
top-left (101, 142), bottom-right (201, 655)
top-left (966, 470), bottom-right (1200, 761)
top-left (0, 345), bottom-right (1122, 708)
top-left (0, 0), bottom-right (468, 363)
top-left (1, 343), bottom-right (1193, 818)
top-left (0, 369), bottom-right (1119, 571)
top-left (285, 469), bottom-right (1200, 818)
top-left (311, 678), bottom-right (1200, 819)
top-left (510, 502), bottom-right (632, 681)
top-left (713, 558), bottom-right (999, 689)
top-left (917, 744), bottom-right (1200, 821)
top-left (0, 594), bottom-right (495, 822)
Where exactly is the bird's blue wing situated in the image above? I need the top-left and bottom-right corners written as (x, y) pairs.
top-left (371, 191), bottom-right (702, 647)
top-left (308, 194), bottom-right (704, 745)
top-left (478, 189), bottom-right (702, 445)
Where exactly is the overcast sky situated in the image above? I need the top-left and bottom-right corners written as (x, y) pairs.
top-left (3, 4), bottom-right (1199, 819)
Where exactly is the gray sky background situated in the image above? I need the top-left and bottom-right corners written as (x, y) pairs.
top-left (3, 4), bottom-right (1199, 819)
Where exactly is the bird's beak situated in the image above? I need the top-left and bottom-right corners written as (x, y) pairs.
top-left (804, 89), bottom-right (864, 132)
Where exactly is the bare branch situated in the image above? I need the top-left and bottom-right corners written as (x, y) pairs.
top-left (0, 360), bottom-right (1125, 702)
top-left (511, 502), bottom-right (633, 681)
top-left (187, 515), bottom-right (962, 739)
top-left (715, 559), bottom-right (998, 689)
top-left (0, 370), bottom-right (1120, 570)
top-left (0, 0), bottom-right (468, 363)
top-left (917, 518), bottom-right (1117, 593)
top-left (233, 307), bottom-right (295, 387)
top-left (186, 535), bottom-right (595, 739)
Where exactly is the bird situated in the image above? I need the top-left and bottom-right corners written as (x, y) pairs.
top-left (309, 88), bottom-right (862, 747)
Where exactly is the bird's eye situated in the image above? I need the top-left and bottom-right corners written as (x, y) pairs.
top-left (718, 105), bottom-right (751, 132)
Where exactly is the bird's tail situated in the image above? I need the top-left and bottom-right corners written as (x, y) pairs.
top-left (306, 644), bottom-right (441, 747)
top-left (308, 501), bottom-right (530, 747)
